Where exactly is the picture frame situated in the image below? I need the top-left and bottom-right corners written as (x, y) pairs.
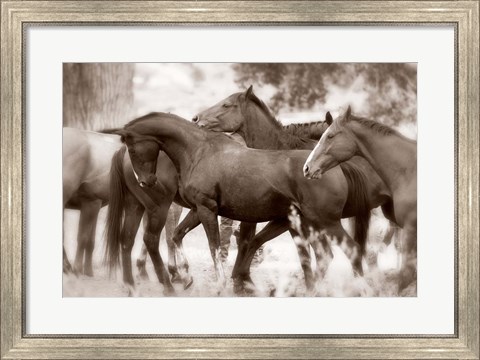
top-left (1, 1), bottom-right (478, 358)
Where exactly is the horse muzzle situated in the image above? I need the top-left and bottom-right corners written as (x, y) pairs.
top-left (138, 174), bottom-right (157, 188)
top-left (303, 163), bottom-right (323, 179)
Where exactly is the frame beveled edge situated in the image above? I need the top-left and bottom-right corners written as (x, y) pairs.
top-left (1, 1), bottom-right (478, 359)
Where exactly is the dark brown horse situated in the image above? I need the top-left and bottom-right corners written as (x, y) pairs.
top-left (109, 112), bottom-right (372, 294)
top-left (104, 146), bottom-right (190, 296)
top-left (193, 86), bottom-right (395, 281)
top-left (63, 128), bottom-right (184, 295)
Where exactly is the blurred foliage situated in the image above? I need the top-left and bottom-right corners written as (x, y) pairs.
top-left (233, 63), bottom-right (417, 126)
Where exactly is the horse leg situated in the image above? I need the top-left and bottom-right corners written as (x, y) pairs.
top-left (63, 246), bottom-right (73, 274)
top-left (171, 210), bottom-right (200, 289)
top-left (286, 227), bottom-right (317, 292)
top-left (196, 205), bottom-right (226, 293)
top-left (83, 200), bottom-right (102, 276)
top-left (231, 222), bottom-right (257, 295)
top-left (366, 221), bottom-right (401, 271)
top-left (165, 203), bottom-right (183, 283)
top-left (325, 222), bottom-right (363, 276)
top-left (143, 205), bottom-right (175, 296)
top-left (136, 242), bottom-right (149, 280)
top-left (305, 230), bottom-right (333, 283)
top-left (397, 222), bottom-right (417, 295)
top-left (219, 217), bottom-right (234, 264)
top-left (120, 193), bottom-right (144, 296)
top-left (73, 199), bottom-right (101, 276)
top-left (232, 219), bottom-right (290, 294)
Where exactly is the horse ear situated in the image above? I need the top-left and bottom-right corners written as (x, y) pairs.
top-left (345, 105), bottom-right (352, 120)
top-left (245, 85), bottom-right (254, 98)
top-left (325, 111), bottom-right (333, 125)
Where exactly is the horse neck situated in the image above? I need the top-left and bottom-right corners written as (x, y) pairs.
top-left (139, 119), bottom-right (202, 173)
top-left (351, 122), bottom-right (416, 190)
top-left (240, 105), bottom-right (314, 150)
top-left (282, 121), bottom-right (329, 148)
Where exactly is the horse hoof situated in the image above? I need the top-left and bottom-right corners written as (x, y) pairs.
top-left (164, 288), bottom-right (176, 297)
top-left (233, 278), bottom-right (255, 296)
top-left (171, 273), bottom-right (182, 284)
top-left (183, 277), bottom-right (194, 290)
top-left (63, 263), bottom-right (73, 275)
top-left (127, 286), bottom-right (140, 297)
top-left (138, 270), bottom-right (149, 281)
top-left (84, 269), bottom-right (94, 277)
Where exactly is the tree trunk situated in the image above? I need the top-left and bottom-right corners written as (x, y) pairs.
top-left (63, 63), bottom-right (135, 130)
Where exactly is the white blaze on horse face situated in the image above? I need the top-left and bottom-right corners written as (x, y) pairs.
top-left (305, 131), bottom-right (328, 176)
top-left (131, 166), bottom-right (141, 183)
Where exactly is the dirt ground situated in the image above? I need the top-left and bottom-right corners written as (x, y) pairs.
top-left (63, 208), bottom-right (412, 297)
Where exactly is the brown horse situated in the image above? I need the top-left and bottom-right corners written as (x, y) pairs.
top-left (104, 146), bottom-right (190, 296)
top-left (63, 127), bottom-right (183, 295)
top-left (193, 86), bottom-right (394, 281)
top-left (304, 107), bottom-right (417, 293)
top-left (109, 112), bottom-right (373, 294)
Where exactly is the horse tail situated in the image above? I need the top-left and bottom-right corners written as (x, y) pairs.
top-left (104, 146), bottom-right (127, 274)
top-left (339, 161), bottom-right (371, 256)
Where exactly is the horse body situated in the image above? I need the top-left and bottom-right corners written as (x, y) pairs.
top-left (351, 133), bottom-right (417, 227)
top-left (105, 145), bottom-right (189, 296)
top-left (63, 127), bottom-right (123, 275)
top-left (63, 128), bottom-right (120, 208)
top-left (63, 127), bottom-right (184, 295)
top-left (304, 107), bottom-right (417, 293)
top-left (194, 87), bottom-right (393, 280)
top-left (116, 113), bottom-right (363, 293)
top-left (182, 144), bottom-right (347, 223)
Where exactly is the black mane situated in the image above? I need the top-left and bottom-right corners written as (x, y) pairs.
top-left (283, 121), bottom-right (329, 141)
top-left (243, 93), bottom-right (322, 148)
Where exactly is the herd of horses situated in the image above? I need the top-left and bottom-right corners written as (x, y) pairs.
top-left (63, 86), bottom-right (417, 296)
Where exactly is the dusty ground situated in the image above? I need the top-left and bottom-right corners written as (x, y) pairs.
top-left (63, 208), bottom-right (412, 297)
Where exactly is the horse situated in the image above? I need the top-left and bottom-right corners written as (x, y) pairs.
top-left (303, 107), bottom-right (417, 293)
top-left (110, 112), bottom-right (371, 294)
top-left (104, 146), bottom-right (190, 296)
top-left (63, 127), bottom-right (122, 275)
top-left (63, 127), bottom-right (184, 295)
top-left (193, 86), bottom-right (395, 284)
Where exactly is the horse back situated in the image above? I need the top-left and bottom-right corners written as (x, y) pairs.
top-left (63, 128), bottom-right (122, 207)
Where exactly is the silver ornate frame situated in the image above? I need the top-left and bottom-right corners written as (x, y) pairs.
top-left (1, 1), bottom-right (478, 358)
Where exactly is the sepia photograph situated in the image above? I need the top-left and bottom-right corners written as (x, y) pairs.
top-left (62, 62), bottom-right (417, 298)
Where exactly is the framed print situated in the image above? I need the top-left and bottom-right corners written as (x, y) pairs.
top-left (1, 1), bottom-right (478, 359)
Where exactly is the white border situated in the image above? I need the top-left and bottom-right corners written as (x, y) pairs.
top-left (26, 26), bottom-right (455, 334)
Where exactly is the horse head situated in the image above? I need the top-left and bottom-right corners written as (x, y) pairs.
top-left (111, 129), bottom-right (161, 188)
top-left (193, 85), bottom-right (264, 133)
top-left (304, 106), bottom-right (357, 179)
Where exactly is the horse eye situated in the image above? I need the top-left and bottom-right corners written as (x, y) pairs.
top-left (223, 103), bottom-right (231, 108)
top-left (327, 133), bottom-right (335, 139)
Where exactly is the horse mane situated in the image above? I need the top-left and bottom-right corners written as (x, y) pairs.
top-left (350, 114), bottom-right (400, 137)
top-left (243, 93), bottom-right (318, 148)
top-left (245, 92), bottom-right (283, 129)
top-left (283, 121), bottom-right (328, 141)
